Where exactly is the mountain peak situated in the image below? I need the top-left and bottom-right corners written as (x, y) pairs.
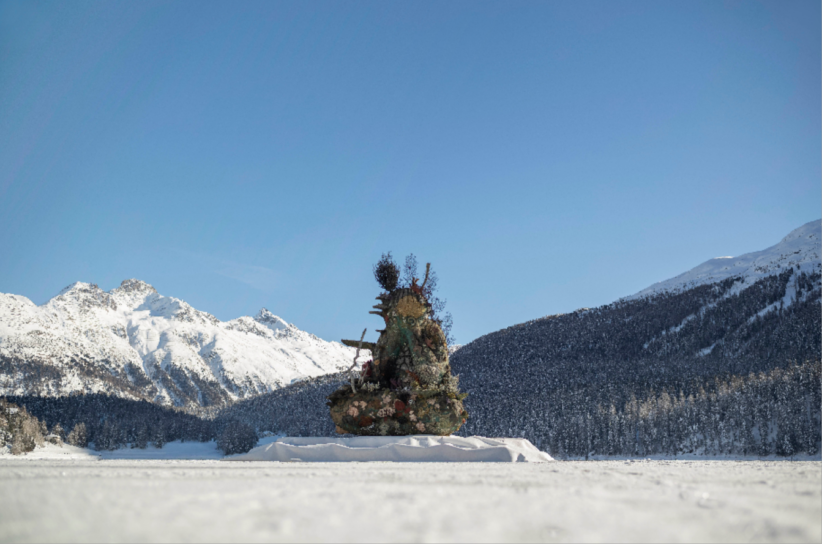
top-left (779, 219), bottom-right (820, 245)
top-left (55, 281), bottom-right (103, 297)
top-left (115, 279), bottom-right (157, 294)
top-left (631, 219), bottom-right (822, 299)
top-left (0, 285), bottom-right (355, 408)
top-left (255, 308), bottom-right (289, 331)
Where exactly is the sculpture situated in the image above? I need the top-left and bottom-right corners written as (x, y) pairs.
top-left (327, 258), bottom-right (468, 436)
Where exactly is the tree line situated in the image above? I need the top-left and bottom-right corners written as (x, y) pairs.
top-left (0, 393), bottom-right (256, 455)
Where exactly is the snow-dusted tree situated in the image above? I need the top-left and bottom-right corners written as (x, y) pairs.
top-left (66, 422), bottom-right (88, 448)
top-left (217, 420), bottom-right (258, 455)
top-left (133, 423), bottom-right (149, 449)
top-left (8, 410), bottom-right (45, 455)
top-left (95, 420), bottom-right (119, 451)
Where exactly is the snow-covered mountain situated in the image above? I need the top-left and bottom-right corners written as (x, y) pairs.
top-left (0, 279), bottom-right (361, 408)
top-left (631, 219), bottom-right (821, 299)
top-left (444, 219), bottom-right (822, 457)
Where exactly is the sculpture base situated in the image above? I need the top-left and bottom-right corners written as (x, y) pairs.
top-left (224, 436), bottom-right (553, 463)
top-left (328, 387), bottom-right (468, 436)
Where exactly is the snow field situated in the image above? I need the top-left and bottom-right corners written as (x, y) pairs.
top-left (0, 459), bottom-right (818, 543)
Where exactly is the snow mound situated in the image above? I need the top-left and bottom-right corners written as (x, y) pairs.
top-left (631, 219), bottom-right (821, 299)
top-left (225, 436), bottom-right (554, 463)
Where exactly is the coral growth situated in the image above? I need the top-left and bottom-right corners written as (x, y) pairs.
top-left (328, 262), bottom-right (467, 436)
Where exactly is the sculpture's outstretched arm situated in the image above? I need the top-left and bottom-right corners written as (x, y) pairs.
top-left (341, 339), bottom-right (377, 351)
top-left (421, 263), bottom-right (431, 291)
top-left (346, 329), bottom-right (367, 393)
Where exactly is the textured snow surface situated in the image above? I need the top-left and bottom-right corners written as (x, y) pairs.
top-left (0, 460), bottom-right (819, 543)
top-left (632, 219), bottom-right (821, 299)
top-left (227, 436), bottom-right (553, 463)
top-left (0, 437), bottom-right (287, 461)
top-left (0, 279), bottom-right (362, 405)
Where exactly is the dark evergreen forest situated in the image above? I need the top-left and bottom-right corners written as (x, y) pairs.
top-left (450, 269), bottom-right (821, 457)
top-left (3, 394), bottom-right (215, 450)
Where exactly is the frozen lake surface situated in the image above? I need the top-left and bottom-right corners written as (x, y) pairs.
top-left (0, 458), bottom-right (819, 543)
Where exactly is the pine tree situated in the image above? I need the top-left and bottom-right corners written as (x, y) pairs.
top-left (66, 422), bottom-right (88, 448)
top-left (216, 420), bottom-right (258, 455)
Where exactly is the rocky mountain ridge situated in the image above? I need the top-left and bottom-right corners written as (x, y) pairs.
top-left (0, 279), bottom-right (359, 408)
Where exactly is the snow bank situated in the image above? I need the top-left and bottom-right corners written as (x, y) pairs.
top-left (0, 442), bottom-right (98, 460)
top-left (224, 435), bottom-right (554, 463)
top-left (96, 440), bottom-right (224, 460)
top-left (95, 436), bottom-right (283, 460)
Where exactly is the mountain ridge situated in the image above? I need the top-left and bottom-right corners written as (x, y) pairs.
top-left (629, 219), bottom-right (821, 300)
top-left (0, 279), bottom-right (360, 408)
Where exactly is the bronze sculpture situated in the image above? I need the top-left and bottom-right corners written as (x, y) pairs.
top-left (328, 260), bottom-right (467, 435)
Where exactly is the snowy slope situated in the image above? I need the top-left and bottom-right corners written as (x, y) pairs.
top-left (631, 219), bottom-right (821, 299)
top-left (0, 279), bottom-right (362, 408)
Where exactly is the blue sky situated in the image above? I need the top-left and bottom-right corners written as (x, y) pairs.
top-left (1, 1), bottom-right (819, 344)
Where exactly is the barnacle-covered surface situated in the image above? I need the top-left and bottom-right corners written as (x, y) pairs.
top-left (328, 388), bottom-right (466, 436)
top-left (328, 287), bottom-right (468, 435)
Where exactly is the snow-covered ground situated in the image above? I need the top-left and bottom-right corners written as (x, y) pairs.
top-left (228, 436), bottom-right (553, 463)
top-left (0, 437), bottom-right (286, 461)
top-left (0, 459), bottom-right (818, 543)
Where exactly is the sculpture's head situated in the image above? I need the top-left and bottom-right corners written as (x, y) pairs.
top-left (380, 288), bottom-right (430, 326)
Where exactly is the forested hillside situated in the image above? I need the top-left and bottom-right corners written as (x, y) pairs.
top-left (450, 269), bottom-right (820, 457)
top-left (217, 373), bottom-right (343, 437)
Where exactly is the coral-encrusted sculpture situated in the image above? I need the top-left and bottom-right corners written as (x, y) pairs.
top-left (327, 261), bottom-right (467, 436)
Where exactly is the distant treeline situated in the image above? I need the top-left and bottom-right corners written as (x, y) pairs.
top-left (2, 394), bottom-right (215, 452)
top-left (4, 362), bottom-right (819, 458)
top-left (3, 388), bottom-right (283, 455)
top-left (2, 372), bottom-right (344, 454)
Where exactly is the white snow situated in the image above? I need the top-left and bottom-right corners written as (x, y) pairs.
top-left (0, 459), bottom-right (818, 542)
top-left (97, 440), bottom-right (225, 460)
top-left (227, 436), bottom-right (553, 463)
top-left (631, 219), bottom-right (822, 299)
top-left (0, 436), bottom-right (288, 461)
top-left (95, 437), bottom-right (285, 460)
top-left (0, 279), bottom-right (364, 404)
top-left (0, 442), bottom-right (98, 460)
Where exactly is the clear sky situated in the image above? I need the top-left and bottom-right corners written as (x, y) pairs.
top-left (1, 1), bottom-right (819, 345)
